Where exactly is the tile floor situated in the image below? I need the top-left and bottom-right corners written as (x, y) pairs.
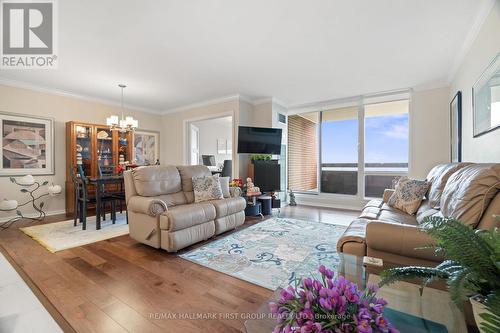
top-left (0, 253), bottom-right (62, 333)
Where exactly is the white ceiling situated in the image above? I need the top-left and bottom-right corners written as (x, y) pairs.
top-left (0, 0), bottom-right (494, 113)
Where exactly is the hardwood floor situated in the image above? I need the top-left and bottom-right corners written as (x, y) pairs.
top-left (0, 205), bottom-right (359, 333)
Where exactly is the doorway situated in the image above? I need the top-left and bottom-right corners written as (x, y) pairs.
top-left (186, 114), bottom-right (234, 178)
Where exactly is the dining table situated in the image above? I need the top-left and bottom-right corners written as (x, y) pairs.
top-left (87, 174), bottom-right (124, 230)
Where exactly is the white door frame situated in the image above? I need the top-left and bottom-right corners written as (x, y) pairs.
top-left (182, 110), bottom-right (236, 176)
top-left (189, 124), bottom-right (200, 165)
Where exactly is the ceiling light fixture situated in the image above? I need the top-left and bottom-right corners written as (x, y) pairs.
top-left (106, 84), bottom-right (138, 132)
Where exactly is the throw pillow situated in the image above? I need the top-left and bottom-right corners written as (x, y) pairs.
top-left (388, 177), bottom-right (430, 215)
top-left (219, 177), bottom-right (231, 198)
top-left (192, 175), bottom-right (224, 203)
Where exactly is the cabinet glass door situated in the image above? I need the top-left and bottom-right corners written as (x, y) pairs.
top-left (117, 131), bottom-right (129, 164)
top-left (75, 125), bottom-right (93, 176)
top-left (96, 127), bottom-right (114, 171)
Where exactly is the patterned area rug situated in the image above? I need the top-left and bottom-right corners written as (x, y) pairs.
top-left (180, 217), bottom-right (347, 290)
top-left (20, 213), bottom-right (129, 253)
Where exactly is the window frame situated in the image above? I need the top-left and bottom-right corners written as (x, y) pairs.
top-left (287, 90), bottom-right (411, 202)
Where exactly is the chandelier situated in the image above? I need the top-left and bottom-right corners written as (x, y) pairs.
top-left (106, 84), bottom-right (138, 132)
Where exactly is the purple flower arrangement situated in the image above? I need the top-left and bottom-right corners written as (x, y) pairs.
top-left (269, 265), bottom-right (399, 333)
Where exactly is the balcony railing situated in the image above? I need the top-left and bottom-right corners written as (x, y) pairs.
top-left (321, 163), bottom-right (408, 197)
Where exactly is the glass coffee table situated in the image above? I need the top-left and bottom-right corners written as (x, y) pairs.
top-left (244, 253), bottom-right (467, 333)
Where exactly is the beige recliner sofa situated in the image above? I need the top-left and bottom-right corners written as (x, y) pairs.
top-left (337, 163), bottom-right (500, 268)
top-left (124, 165), bottom-right (246, 252)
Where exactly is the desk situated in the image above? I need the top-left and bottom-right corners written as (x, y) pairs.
top-left (87, 175), bottom-right (124, 230)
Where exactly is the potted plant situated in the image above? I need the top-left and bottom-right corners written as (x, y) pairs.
top-left (379, 216), bottom-right (500, 333)
top-left (270, 265), bottom-right (399, 332)
top-left (250, 154), bottom-right (272, 163)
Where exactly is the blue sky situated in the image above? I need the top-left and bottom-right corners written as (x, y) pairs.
top-left (321, 114), bottom-right (408, 163)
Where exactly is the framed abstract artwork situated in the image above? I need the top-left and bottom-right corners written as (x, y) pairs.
top-left (473, 52), bottom-right (500, 137)
top-left (133, 129), bottom-right (160, 165)
top-left (0, 111), bottom-right (54, 176)
top-left (450, 91), bottom-right (462, 162)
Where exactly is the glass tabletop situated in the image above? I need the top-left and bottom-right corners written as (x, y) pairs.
top-left (244, 254), bottom-right (467, 333)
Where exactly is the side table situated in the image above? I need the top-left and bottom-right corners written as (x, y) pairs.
top-left (257, 196), bottom-right (272, 216)
top-left (244, 201), bottom-right (262, 218)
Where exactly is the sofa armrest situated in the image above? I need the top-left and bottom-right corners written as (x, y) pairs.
top-left (128, 196), bottom-right (168, 217)
top-left (366, 221), bottom-right (442, 262)
top-left (382, 189), bottom-right (395, 203)
top-left (337, 219), bottom-right (369, 256)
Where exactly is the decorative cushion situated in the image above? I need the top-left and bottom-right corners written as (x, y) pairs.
top-left (219, 177), bottom-right (231, 198)
top-left (387, 177), bottom-right (430, 215)
top-left (177, 165), bottom-right (211, 203)
top-left (192, 175), bottom-right (224, 203)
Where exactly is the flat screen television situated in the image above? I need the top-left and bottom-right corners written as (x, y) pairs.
top-left (237, 126), bottom-right (282, 154)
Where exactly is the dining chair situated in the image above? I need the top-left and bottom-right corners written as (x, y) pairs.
top-left (72, 165), bottom-right (117, 230)
top-left (221, 160), bottom-right (232, 178)
top-left (98, 164), bottom-right (127, 223)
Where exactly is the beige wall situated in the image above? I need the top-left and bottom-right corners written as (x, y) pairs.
top-left (450, 2), bottom-right (500, 163)
top-left (410, 87), bottom-right (451, 179)
top-left (0, 84), bottom-right (163, 219)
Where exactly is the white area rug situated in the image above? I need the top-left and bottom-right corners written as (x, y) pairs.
top-left (20, 213), bottom-right (129, 253)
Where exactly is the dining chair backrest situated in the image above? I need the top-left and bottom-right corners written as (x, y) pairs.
top-left (99, 165), bottom-right (117, 177)
top-left (71, 165), bottom-right (88, 201)
top-left (221, 159), bottom-right (232, 178)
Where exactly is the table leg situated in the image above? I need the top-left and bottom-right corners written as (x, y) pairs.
top-left (96, 182), bottom-right (101, 230)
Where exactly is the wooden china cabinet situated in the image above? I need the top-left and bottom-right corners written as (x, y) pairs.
top-left (65, 121), bottom-right (133, 216)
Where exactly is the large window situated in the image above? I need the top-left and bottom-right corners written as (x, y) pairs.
top-left (288, 94), bottom-right (409, 199)
top-left (321, 106), bottom-right (358, 195)
top-left (364, 100), bottom-right (409, 197)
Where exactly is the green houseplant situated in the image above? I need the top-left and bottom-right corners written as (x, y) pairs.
top-left (250, 154), bottom-right (272, 162)
top-left (379, 216), bottom-right (500, 333)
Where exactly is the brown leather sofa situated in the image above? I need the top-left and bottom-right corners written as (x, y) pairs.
top-left (124, 165), bottom-right (246, 252)
top-left (337, 163), bottom-right (500, 268)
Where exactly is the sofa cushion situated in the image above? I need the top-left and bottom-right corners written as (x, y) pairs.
top-left (177, 165), bottom-right (211, 203)
top-left (365, 199), bottom-right (383, 208)
top-left (160, 203), bottom-right (216, 231)
top-left (426, 163), bottom-right (472, 209)
top-left (132, 166), bottom-right (182, 197)
top-left (210, 197), bottom-right (246, 218)
top-left (359, 206), bottom-right (381, 220)
top-left (441, 164), bottom-right (500, 227)
top-left (192, 175), bottom-right (224, 203)
top-left (366, 221), bottom-right (440, 262)
top-left (388, 177), bottom-right (430, 215)
top-left (416, 200), bottom-right (439, 224)
top-left (378, 210), bottom-right (418, 226)
top-left (219, 177), bottom-right (231, 198)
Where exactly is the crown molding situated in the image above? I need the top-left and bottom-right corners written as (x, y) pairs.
top-left (446, 0), bottom-right (496, 84)
top-left (162, 94), bottom-right (243, 114)
top-left (287, 88), bottom-right (416, 114)
top-left (0, 77), bottom-right (163, 115)
top-left (162, 94), bottom-right (289, 114)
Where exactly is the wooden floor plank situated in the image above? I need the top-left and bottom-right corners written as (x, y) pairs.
top-left (0, 205), bottom-right (359, 332)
